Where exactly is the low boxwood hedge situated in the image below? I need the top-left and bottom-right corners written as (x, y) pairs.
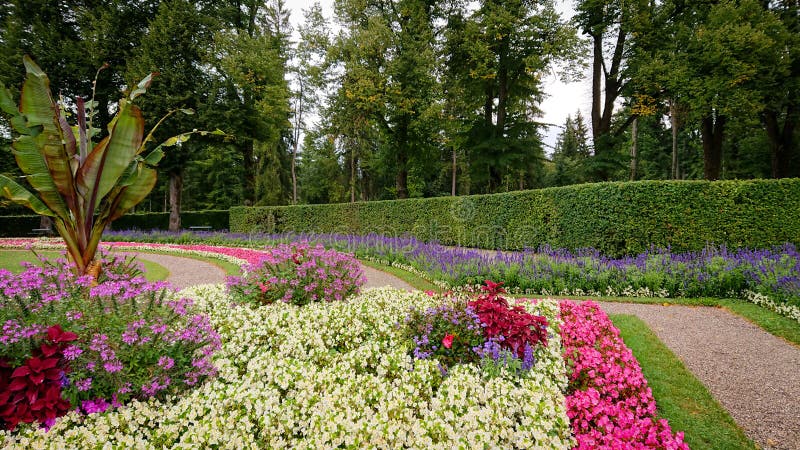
top-left (229, 179), bottom-right (800, 256)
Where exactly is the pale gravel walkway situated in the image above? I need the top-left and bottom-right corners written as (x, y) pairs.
top-left (129, 252), bottom-right (414, 291)
top-left (127, 251), bottom-right (800, 450)
top-left (600, 302), bottom-right (800, 450)
top-left (117, 252), bottom-right (228, 290)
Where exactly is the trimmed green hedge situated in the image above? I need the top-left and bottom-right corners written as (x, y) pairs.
top-left (230, 179), bottom-right (800, 256)
top-left (110, 210), bottom-right (229, 231)
top-left (0, 210), bottom-right (229, 237)
top-left (0, 215), bottom-right (49, 237)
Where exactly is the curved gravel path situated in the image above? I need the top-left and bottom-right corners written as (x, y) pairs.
top-left (600, 302), bottom-right (800, 450)
top-left (129, 252), bottom-right (414, 291)
top-left (129, 251), bottom-right (800, 449)
top-left (119, 252), bottom-right (228, 290)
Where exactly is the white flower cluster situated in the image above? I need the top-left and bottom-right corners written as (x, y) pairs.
top-left (2, 287), bottom-right (573, 449)
top-left (532, 285), bottom-right (670, 299)
top-left (743, 290), bottom-right (800, 323)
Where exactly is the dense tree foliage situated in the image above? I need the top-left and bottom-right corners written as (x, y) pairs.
top-left (1, 0), bottom-right (798, 217)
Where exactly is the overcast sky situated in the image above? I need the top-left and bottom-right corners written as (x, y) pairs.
top-left (285, 0), bottom-right (590, 153)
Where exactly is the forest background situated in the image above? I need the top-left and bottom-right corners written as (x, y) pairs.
top-left (1, 0), bottom-right (798, 230)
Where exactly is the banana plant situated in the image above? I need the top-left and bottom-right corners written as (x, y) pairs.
top-left (0, 56), bottom-right (218, 275)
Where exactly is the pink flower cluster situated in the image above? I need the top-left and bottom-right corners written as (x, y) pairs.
top-left (227, 242), bottom-right (365, 306)
top-left (559, 300), bottom-right (689, 450)
top-left (104, 242), bottom-right (268, 265)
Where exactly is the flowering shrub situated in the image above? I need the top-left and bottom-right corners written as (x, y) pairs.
top-left (2, 287), bottom-right (574, 448)
top-left (0, 254), bottom-right (220, 431)
top-left (226, 242), bottom-right (365, 306)
top-left (403, 281), bottom-right (549, 377)
top-left (560, 300), bottom-right (689, 449)
top-left (402, 297), bottom-right (485, 368)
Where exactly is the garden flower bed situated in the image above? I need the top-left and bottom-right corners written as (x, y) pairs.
top-left (1, 239), bottom-right (690, 448)
top-left (3, 286), bottom-right (575, 448)
top-left (103, 231), bottom-right (800, 323)
top-left (560, 300), bottom-right (688, 449)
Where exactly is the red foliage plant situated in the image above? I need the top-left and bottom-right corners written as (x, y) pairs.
top-left (468, 280), bottom-right (549, 358)
top-left (0, 325), bottom-right (77, 431)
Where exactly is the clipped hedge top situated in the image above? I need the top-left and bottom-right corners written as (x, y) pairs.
top-left (230, 179), bottom-right (800, 256)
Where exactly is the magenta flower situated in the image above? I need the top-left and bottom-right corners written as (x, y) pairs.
top-left (442, 334), bottom-right (455, 349)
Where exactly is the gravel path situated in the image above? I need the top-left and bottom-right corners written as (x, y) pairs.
top-left (361, 265), bottom-right (415, 290)
top-left (130, 252), bottom-right (414, 291)
top-left (129, 251), bottom-right (800, 449)
top-left (119, 252), bottom-right (228, 290)
top-left (600, 302), bottom-right (800, 450)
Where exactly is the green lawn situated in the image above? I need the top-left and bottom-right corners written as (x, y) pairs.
top-left (611, 314), bottom-right (756, 450)
top-left (0, 249), bottom-right (170, 282)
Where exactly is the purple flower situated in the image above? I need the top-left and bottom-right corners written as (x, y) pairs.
top-left (158, 356), bottom-right (175, 370)
top-left (103, 360), bottom-right (123, 373)
top-left (81, 398), bottom-right (109, 414)
top-left (75, 378), bottom-right (92, 391)
top-left (63, 345), bottom-right (83, 360)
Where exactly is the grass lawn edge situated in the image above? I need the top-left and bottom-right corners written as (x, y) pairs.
top-left (610, 313), bottom-right (756, 450)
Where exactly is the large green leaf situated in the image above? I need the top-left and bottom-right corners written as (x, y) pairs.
top-left (0, 175), bottom-right (55, 216)
top-left (19, 56), bottom-right (77, 211)
top-left (0, 85), bottom-right (17, 115)
top-left (117, 148), bottom-right (164, 188)
top-left (77, 99), bottom-right (144, 210)
top-left (20, 56), bottom-right (54, 129)
top-left (108, 166), bottom-right (158, 222)
top-left (11, 135), bottom-right (69, 219)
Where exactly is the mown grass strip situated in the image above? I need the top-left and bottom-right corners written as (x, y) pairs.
top-left (0, 249), bottom-right (170, 282)
top-left (610, 314), bottom-right (756, 450)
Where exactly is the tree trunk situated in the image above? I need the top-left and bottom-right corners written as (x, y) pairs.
top-left (630, 117), bottom-right (638, 181)
top-left (765, 108), bottom-right (797, 178)
top-left (484, 82), bottom-right (493, 129)
top-left (496, 44), bottom-right (508, 136)
top-left (451, 146), bottom-right (457, 196)
top-left (396, 147), bottom-right (408, 199)
top-left (242, 140), bottom-right (256, 205)
top-left (39, 216), bottom-right (53, 235)
top-left (350, 147), bottom-right (356, 203)
top-left (590, 34), bottom-right (603, 142)
top-left (168, 171), bottom-right (183, 232)
top-left (291, 83), bottom-right (304, 204)
top-left (670, 101), bottom-right (679, 179)
top-left (700, 114), bottom-right (725, 180)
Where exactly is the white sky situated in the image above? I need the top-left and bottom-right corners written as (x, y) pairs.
top-left (285, 0), bottom-right (590, 153)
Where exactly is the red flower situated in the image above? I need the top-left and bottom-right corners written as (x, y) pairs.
top-left (442, 334), bottom-right (454, 349)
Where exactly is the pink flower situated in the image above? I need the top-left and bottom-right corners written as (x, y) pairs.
top-left (442, 334), bottom-right (454, 349)
top-left (158, 356), bottom-right (175, 370)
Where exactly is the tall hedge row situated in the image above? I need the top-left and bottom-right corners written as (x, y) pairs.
top-left (109, 210), bottom-right (229, 231)
top-left (0, 210), bottom-right (229, 237)
top-left (0, 215), bottom-right (48, 237)
top-left (230, 179), bottom-right (800, 256)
